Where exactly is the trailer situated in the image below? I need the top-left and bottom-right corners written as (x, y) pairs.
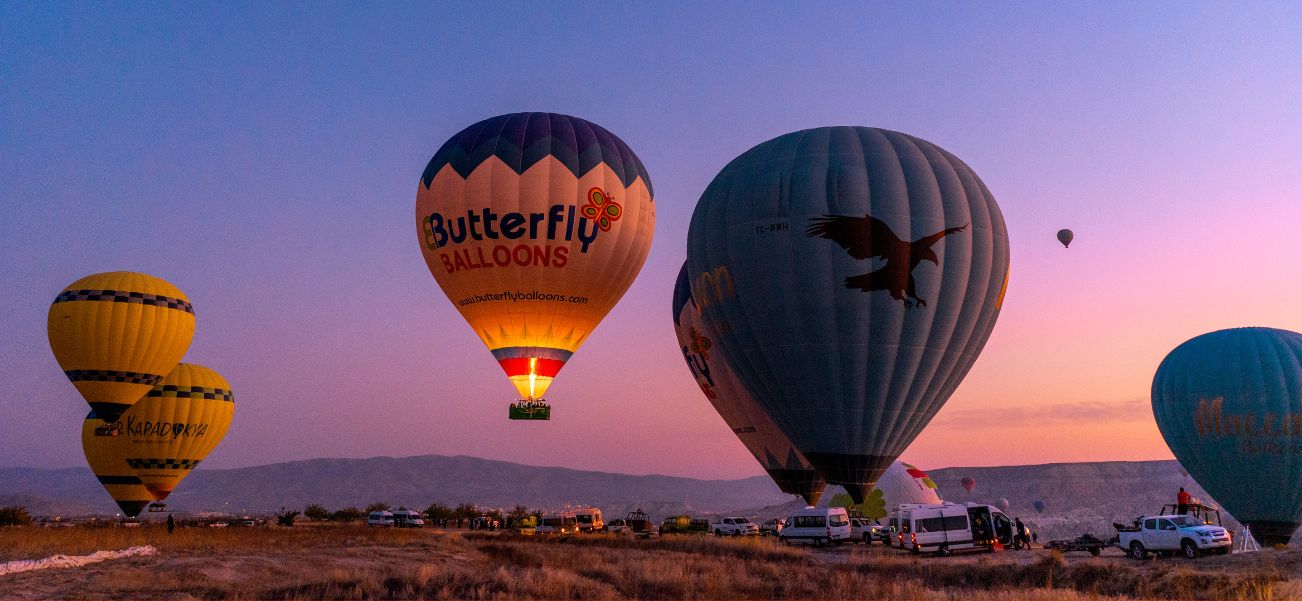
top-left (1044, 533), bottom-right (1109, 556)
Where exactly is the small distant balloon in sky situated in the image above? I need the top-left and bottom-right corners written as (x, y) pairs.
top-left (961, 476), bottom-right (976, 493)
top-left (998, 497), bottom-right (1010, 512)
top-left (1034, 499), bottom-right (1046, 513)
top-left (1057, 229), bottom-right (1074, 248)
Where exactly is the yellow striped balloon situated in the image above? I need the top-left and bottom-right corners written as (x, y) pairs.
top-left (81, 413), bottom-right (154, 517)
top-left (48, 272), bottom-right (195, 422)
top-left (117, 363), bottom-right (235, 500)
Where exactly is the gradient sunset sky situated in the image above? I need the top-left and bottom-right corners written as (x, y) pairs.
top-left (3, 3), bottom-right (1300, 479)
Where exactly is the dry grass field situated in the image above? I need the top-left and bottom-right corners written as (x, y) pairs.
top-left (0, 525), bottom-right (1297, 600)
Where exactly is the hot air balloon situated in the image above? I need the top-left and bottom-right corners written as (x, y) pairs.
top-left (1153, 327), bottom-right (1302, 546)
top-left (82, 413), bottom-right (154, 517)
top-left (998, 497), bottom-right (1010, 512)
top-left (673, 263), bottom-right (825, 505)
top-left (829, 460), bottom-right (942, 519)
top-left (112, 363), bottom-right (235, 501)
top-left (1056, 229), bottom-right (1073, 248)
top-left (49, 272), bottom-right (195, 423)
top-left (416, 113), bottom-right (655, 420)
top-left (961, 477), bottom-right (977, 493)
top-left (1033, 500), bottom-right (1046, 513)
top-left (686, 127), bottom-right (1011, 503)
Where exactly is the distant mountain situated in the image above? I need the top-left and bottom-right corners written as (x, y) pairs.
top-left (0, 455), bottom-right (1257, 541)
top-left (0, 455), bottom-right (791, 518)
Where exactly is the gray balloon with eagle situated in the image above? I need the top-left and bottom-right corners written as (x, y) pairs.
top-left (685, 126), bottom-right (1010, 502)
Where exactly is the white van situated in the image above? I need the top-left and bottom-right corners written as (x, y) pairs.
top-left (574, 508), bottom-right (604, 532)
top-left (367, 510), bottom-right (394, 527)
top-left (778, 507), bottom-right (851, 546)
top-left (888, 502), bottom-right (1014, 555)
top-left (392, 510), bottom-right (424, 528)
top-left (535, 512), bottom-right (578, 535)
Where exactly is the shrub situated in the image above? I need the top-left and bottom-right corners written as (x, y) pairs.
top-left (303, 504), bottom-right (329, 521)
top-left (0, 506), bottom-right (32, 526)
top-left (331, 507), bottom-right (364, 522)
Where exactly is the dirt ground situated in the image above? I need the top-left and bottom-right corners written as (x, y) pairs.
top-left (0, 526), bottom-right (1298, 600)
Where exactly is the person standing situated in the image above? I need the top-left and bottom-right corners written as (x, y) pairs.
top-left (1177, 487), bottom-right (1191, 515)
top-left (167, 513), bottom-right (175, 534)
top-left (1014, 517), bottom-right (1029, 550)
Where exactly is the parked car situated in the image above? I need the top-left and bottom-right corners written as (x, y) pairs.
top-left (1118, 515), bottom-right (1231, 559)
top-left (851, 517), bottom-right (887, 544)
top-left (712, 516), bottom-right (759, 536)
top-left (574, 508), bottom-right (604, 533)
top-left (367, 511), bottom-right (395, 527)
top-left (392, 510), bottom-right (425, 528)
top-left (779, 507), bottom-right (851, 546)
top-left (607, 518), bottom-right (629, 534)
top-left (760, 518), bottom-right (784, 537)
top-left (888, 502), bottom-right (1014, 555)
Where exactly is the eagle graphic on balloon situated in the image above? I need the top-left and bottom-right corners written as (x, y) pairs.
top-left (806, 215), bottom-right (967, 307)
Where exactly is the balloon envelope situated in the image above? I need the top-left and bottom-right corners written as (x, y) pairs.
top-left (1056, 229), bottom-right (1073, 248)
top-left (82, 413), bottom-right (153, 517)
top-left (113, 363), bottom-right (235, 500)
top-left (1033, 500), bottom-right (1046, 513)
top-left (686, 127), bottom-right (1010, 503)
top-left (961, 477), bottom-right (976, 493)
top-left (998, 497), bottom-right (1010, 512)
top-left (49, 272), bottom-right (195, 422)
top-left (673, 263), bottom-right (825, 505)
top-left (1153, 327), bottom-right (1302, 546)
top-left (416, 113), bottom-right (654, 406)
top-left (830, 460), bottom-right (942, 519)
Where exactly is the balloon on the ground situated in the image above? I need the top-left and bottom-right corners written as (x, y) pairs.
top-left (113, 363), bottom-right (235, 500)
top-left (829, 460), bottom-right (941, 519)
top-left (416, 113), bottom-right (654, 415)
top-left (961, 477), bottom-right (976, 493)
top-left (81, 413), bottom-right (153, 517)
top-left (673, 263), bottom-right (825, 505)
top-left (1057, 229), bottom-right (1074, 248)
top-left (686, 127), bottom-right (1010, 503)
top-left (1034, 499), bottom-right (1046, 513)
top-left (1152, 327), bottom-right (1302, 546)
top-left (48, 272), bottom-right (195, 423)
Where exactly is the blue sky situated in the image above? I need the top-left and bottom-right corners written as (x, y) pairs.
top-left (3, 2), bottom-right (1301, 476)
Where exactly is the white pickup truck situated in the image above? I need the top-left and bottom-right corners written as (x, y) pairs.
top-left (712, 516), bottom-right (759, 536)
top-left (1119, 514), bottom-right (1232, 559)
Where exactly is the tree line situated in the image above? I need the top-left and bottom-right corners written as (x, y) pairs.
top-left (297, 502), bottom-right (538, 526)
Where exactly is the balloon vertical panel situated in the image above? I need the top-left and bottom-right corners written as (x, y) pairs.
top-left (1152, 327), bottom-right (1302, 545)
top-left (687, 127), bottom-right (1009, 501)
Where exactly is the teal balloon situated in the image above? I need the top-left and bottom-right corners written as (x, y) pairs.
top-left (1153, 327), bottom-right (1302, 546)
top-left (685, 127), bottom-right (1010, 503)
top-left (1033, 500), bottom-right (1045, 513)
